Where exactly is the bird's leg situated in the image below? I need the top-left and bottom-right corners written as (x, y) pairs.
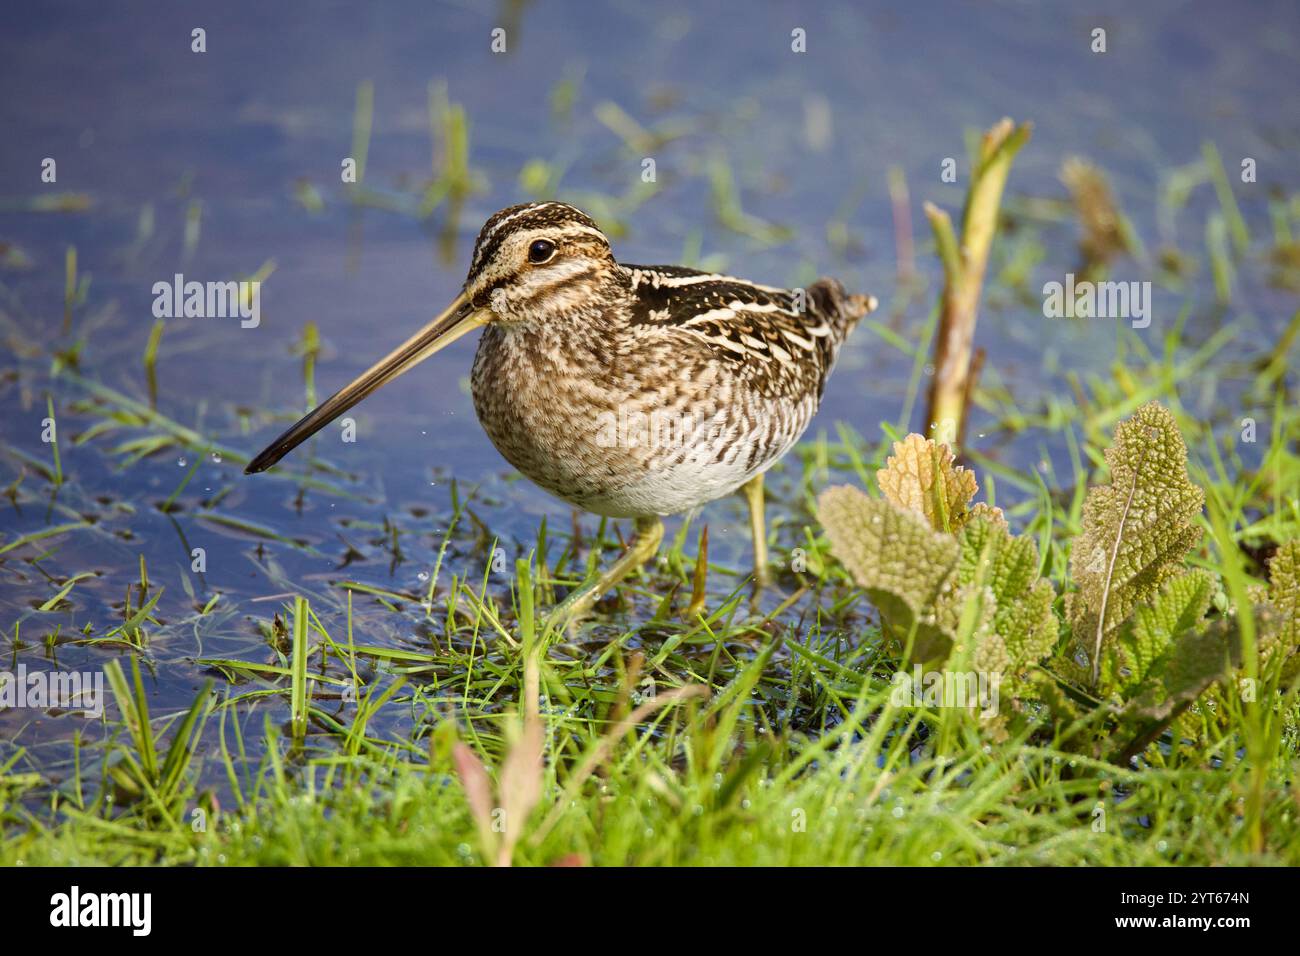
top-left (548, 515), bottom-right (665, 630)
top-left (741, 473), bottom-right (772, 588)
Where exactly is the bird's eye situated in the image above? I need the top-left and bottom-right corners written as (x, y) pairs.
top-left (528, 239), bottom-right (556, 264)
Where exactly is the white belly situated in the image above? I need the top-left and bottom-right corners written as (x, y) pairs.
top-left (577, 447), bottom-right (765, 518)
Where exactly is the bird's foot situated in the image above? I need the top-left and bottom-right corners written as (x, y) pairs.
top-left (543, 515), bottom-right (665, 636)
top-left (545, 583), bottom-right (601, 636)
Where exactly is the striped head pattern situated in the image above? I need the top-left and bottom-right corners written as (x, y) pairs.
top-left (464, 201), bottom-right (620, 324)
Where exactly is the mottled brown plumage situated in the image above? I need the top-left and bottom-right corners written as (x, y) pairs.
top-left (245, 199), bottom-right (876, 611)
top-left (466, 201), bottom-right (876, 519)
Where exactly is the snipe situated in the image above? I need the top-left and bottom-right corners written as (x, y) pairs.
top-left (247, 201), bottom-right (876, 624)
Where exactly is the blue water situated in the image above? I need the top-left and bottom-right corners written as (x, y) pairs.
top-left (1, 0), bottom-right (1296, 793)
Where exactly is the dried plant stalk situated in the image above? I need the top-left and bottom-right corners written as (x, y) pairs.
top-left (924, 118), bottom-right (1031, 448)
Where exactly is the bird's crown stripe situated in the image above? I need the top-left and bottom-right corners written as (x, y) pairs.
top-left (472, 206), bottom-right (605, 273)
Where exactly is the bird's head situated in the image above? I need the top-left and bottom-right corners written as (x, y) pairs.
top-left (463, 201), bottom-right (619, 324)
top-left (244, 201), bottom-right (617, 474)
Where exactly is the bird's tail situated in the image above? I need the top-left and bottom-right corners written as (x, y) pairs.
top-left (846, 292), bottom-right (878, 321)
top-left (808, 277), bottom-right (878, 345)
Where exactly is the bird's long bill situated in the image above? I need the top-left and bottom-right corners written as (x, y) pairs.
top-left (244, 293), bottom-right (485, 474)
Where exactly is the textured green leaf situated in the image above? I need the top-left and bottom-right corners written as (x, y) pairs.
top-left (820, 487), bottom-right (1056, 676)
top-left (1258, 539), bottom-right (1300, 681)
top-left (818, 485), bottom-right (960, 661)
top-left (1111, 579), bottom-right (1237, 763)
top-left (1068, 402), bottom-right (1205, 687)
top-left (876, 434), bottom-right (982, 532)
top-left (1104, 570), bottom-right (1214, 694)
top-left (949, 513), bottom-right (1058, 678)
top-left (1121, 618), bottom-right (1238, 725)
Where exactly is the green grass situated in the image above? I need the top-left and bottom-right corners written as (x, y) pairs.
top-left (2, 113), bottom-right (1299, 866)
top-left (2, 379), bottom-right (1298, 866)
top-left (3, 596), bottom-right (1297, 866)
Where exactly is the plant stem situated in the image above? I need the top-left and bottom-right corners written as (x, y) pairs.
top-left (925, 118), bottom-right (1031, 448)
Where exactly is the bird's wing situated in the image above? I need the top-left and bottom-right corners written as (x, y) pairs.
top-left (621, 264), bottom-right (867, 393)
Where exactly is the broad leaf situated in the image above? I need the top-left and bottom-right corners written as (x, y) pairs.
top-left (876, 434), bottom-right (985, 532)
top-left (1068, 402), bottom-right (1204, 687)
top-left (1104, 569), bottom-right (1214, 694)
top-left (1121, 619), bottom-right (1239, 725)
top-left (949, 513), bottom-right (1059, 679)
top-left (818, 485), bottom-right (960, 662)
top-left (1258, 539), bottom-right (1300, 681)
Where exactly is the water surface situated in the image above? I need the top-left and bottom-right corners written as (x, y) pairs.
top-left (1, 0), bottom-right (1296, 797)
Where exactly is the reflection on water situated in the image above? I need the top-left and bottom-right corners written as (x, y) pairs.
top-left (1, 0), bottom-right (1297, 795)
